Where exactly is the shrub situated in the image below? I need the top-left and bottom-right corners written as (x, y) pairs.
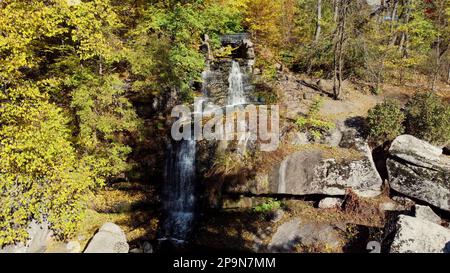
top-left (295, 97), bottom-right (335, 140)
top-left (404, 92), bottom-right (450, 145)
top-left (253, 198), bottom-right (282, 213)
top-left (214, 45), bottom-right (237, 58)
top-left (209, 152), bottom-right (250, 176)
top-left (367, 99), bottom-right (405, 145)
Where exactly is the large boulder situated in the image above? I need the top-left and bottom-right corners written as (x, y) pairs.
top-left (84, 223), bottom-right (129, 253)
top-left (387, 135), bottom-right (450, 211)
top-left (390, 215), bottom-right (450, 253)
top-left (268, 149), bottom-right (382, 197)
top-left (267, 218), bottom-right (343, 253)
top-left (226, 126), bottom-right (383, 197)
top-left (389, 135), bottom-right (445, 168)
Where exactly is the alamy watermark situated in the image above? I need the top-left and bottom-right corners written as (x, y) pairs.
top-left (171, 98), bottom-right (280, 152)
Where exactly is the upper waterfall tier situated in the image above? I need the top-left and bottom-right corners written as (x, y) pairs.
top-left (227, 61), bottom-right (246, 106)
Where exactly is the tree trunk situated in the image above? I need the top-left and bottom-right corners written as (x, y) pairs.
top-left (448, 64), bottom-right (450, 83)
top-left (333, 0), bottom-right (339, 24)
top-left (333, 0), bottom-right (349, 100)
top-left (398, 0), bottom-right (410, 56)
top-left (307, 0), bottom-right (323, 74)
top-left (431, 0), bottom-right (448, 91)
top-left (432, 37), bottom-right (441, 91)
top-left (314, 0), bottom-right (322, 43)
top-left (389, 0), bottom-right (399, 45)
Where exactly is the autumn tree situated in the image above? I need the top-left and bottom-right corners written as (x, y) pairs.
top-left (0, 0), bottom-right (140, 244)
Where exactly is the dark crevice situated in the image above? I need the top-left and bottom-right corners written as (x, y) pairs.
top-left (443, 146), bottom-right (450, 156)
top-left (222, 192), bottom-right (345, 203)
top-left (390, 189), bottom-right (450, 221)
top-left (371, 145), bottom-right (389, 180)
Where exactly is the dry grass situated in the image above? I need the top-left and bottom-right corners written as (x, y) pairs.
top-left (76, 183), bottom-right (160, 250)
top-left (251, 143), bottom-right (364, 177)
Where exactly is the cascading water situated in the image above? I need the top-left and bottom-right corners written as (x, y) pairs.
top-left (227, 61), bottom-right (246, 106)
top-left (227, 60), bottom-right (249, 153)
top-left (161, 139), bottom-right (196, 242)
top-left (161, 59), bottom-right (249, 244)
top-left (160, 71), bottom-right (209, 244)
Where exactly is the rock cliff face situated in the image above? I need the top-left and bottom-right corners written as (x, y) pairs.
top-left (387, 135), bottom-right (450, 212)
top-left (201, 33), bottom-right (256, 105)
top-left (225, 125), bottom-right (383, 198)
top-left (202, 59), bottom-right (255, 105)
top-left (266, 148), bottom-right (382, 197)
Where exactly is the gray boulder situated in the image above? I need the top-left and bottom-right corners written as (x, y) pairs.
top-left (389, 135), bottom-right (446, 169)
top-left (414, 205), bottom-right (441, 224)
top-left (387, 135), bottom-right (450, 211)
top-left (25, 220), bottom-right (52, 253)
top-left (267, 148), bottom-right (382, 198)
top-left (239, 38), bottom-right (255, 59)
top-left (268, 218), bottom-right (342, 253)
top-left (318, 198), bottom-right (344, 209)
top-left (84, 223), bottom-right (129, 253)
top-left (270, 209), bottom-right (285, 223)
top-left (143, 241), bottom-right (153, 253)
top-left (390, 215), bottom-right (450, 253)
top-left (226, 126), bottom-right (383, 198)
top-left (321, 126), bottom-right (343, 147)
top-left (290, 132), bottom-right (310, 146)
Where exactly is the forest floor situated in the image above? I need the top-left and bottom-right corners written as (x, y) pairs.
top-left (319, 75), bottom-right (450, 122)
top-left (75, 182), bottom-right (160, 251)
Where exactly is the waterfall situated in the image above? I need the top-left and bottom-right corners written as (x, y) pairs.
top-left (160, 60), bottom-right (248, 244)
top-left (227, 60), bottom-right (250, 153)
top-left (160, 69), bottom-right (210, 244)
top-left (162, 139), bottom-right (196, 242)
top-left (227, 61), bottom-right (246, 106)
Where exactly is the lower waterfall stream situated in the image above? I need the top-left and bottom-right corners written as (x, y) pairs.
top-left (161, 139), bottom-right (196, 244)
